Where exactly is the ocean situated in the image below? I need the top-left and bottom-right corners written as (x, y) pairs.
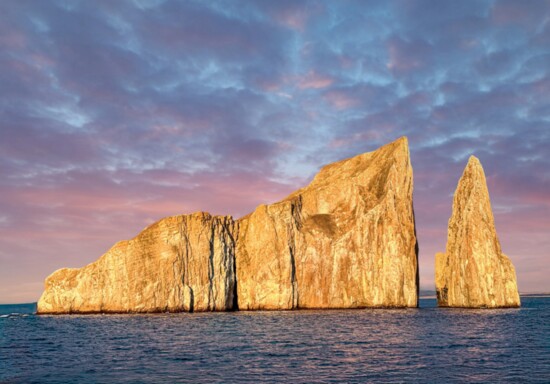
top-left (1, 298), bottom-right (549, 383)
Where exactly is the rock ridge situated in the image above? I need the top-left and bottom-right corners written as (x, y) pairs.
top-left (37, 137), bottom-right (419, 314)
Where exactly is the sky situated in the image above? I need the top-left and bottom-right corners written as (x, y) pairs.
top-left (1, 0), bottom-right (549, 303)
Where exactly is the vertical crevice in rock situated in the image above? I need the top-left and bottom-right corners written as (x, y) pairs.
top-left (208, 224), bottom-right (215, 311)
top-left (413, 204), bottom-right (420, 308)
top-left (221, 221), bottom-right (229, 309)
top-left (288, 236), bottom-right (298, 309)
top-left (188, 286), bottom-right (194, 313)
top-left (436, 286), bottom-right (448, 305)
top-left (291, 195), bottom-right (303, 230)
top-left (287, 196), bottom-right (303, 309)
top-left (180, 218), bottom-right (192, 312)
top-left (228, 223), bottom-right (239, 311)
top-left (221, 219), bottom-right (237, 311)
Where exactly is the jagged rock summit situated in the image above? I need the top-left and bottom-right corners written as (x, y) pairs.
top-left (37, 137), bottom-right (419, 314)
top-left (435, 156), bottom-right (520, 308)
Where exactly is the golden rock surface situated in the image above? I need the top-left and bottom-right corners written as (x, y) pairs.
top-left (37, 137), bottom-right (419, 313)
top-left (37, 213), bottom-right (237, 313)
top-left (236, 137), bottom-right (418, 309)
top-left (435, 156), bottom-right (520, 308)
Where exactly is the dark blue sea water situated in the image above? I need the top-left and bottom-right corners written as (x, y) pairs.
top-left (1, 298), bottom-right (549, 383)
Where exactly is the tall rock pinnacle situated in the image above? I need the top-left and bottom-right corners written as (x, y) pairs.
top-left (435, 156), bottom-right (520, 308)
top-left (37, 137), bottom-right (419, 314)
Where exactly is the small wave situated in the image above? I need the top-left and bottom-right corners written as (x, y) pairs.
top-left (0, 313), bottom-right (31, 318)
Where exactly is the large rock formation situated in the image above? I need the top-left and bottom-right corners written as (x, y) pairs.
top-left (236, 137), bottom-right (418, 309)
top-left (37, 137), bottom-right (419, 314)
top-left (435, 156), bottom-right (520, 308)
top-left (37, 213), bottom-right (237, 313)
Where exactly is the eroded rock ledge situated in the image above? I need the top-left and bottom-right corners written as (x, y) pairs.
top-left (37, 137), bottom-right (419, 314)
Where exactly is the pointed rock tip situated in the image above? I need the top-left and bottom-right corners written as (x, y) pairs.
top-left (393, 136), bottom-right (409, 149)
top-left (467, 155), bottom-right (481, 167)
top-left (396, 135), bottom-right (408, 144)
top-left (463, 155), bottom-right (485, 179)
top-left (381, 136), bottom-right (409, 156)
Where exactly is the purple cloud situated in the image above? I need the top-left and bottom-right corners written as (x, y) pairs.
top-left (1, 0), bottom-right (549, 303)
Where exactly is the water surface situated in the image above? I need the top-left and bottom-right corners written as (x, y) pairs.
top-left (1, 298), bottom-right (549, 383)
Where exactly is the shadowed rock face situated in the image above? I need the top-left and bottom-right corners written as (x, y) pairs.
top-left (435, 156), bottom-right (520, 308)
top-left (37, 137), bottom-right (419, 314)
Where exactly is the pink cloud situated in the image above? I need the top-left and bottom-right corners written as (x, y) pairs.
top-left (338, 55), bottom-right (355, 69)
top-left (0, 30), bottom-right (26, 49)
top-left (386, 36), bottom-right (432, 74)
top-left (269, 3), bottom-right (324, 31)
top-left (298, 71), bottom-right (334, 90)
top-left (491, 0), bottom-right (545, 26)
top-left (324, 90), bottom-right (359, 110)
top-left (329, 131), bottom-right (386, 149)
top-left (276, 9), bottom-right (309, 31)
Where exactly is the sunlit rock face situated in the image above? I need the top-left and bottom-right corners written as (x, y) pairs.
top-left (435, 156), bottom-right (520, 308)
top-left (37, 213), bottom-right (237, 313)
top-left (236, 137), bottom-right (418, 309)
top-left (37, 137), bottom-right (419, 314)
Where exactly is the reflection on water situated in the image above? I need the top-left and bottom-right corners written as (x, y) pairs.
top-left (1, 298), bottom-right (549, 383)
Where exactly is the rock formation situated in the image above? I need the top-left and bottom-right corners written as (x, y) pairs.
top-left (37, 213), bottom-right (237, 313)
top-left (236, 137), bottom-right (418, 309)
top-left (435, 156), bottom-right (520, 308)
top-left (37, 137), bottom-right (419, 314)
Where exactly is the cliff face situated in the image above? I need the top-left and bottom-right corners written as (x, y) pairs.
top-left (236, 137), bottom-right (418, 309)
top-left (37, 137), bottom-right (419, 314)
top-left (37, 213), bottom-right (237, 313)
top-left (435, 156), bottom-right (520, 308)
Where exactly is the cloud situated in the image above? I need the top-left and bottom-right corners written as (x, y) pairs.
top-left (298, 71), bottom-right (334, 89)
top-left (386, 36), bottom-right (434, 75)
top-left (0, 0), bottom-right (549, 302)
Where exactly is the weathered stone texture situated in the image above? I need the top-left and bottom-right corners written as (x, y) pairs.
top-left (435, 156), bottom-right (520, 308)
top-left (38, 137), bottom-right (419, 314)
top-left (236, 137), bottom-right (418, 309)
top-left (37, 213), bottom-right (236, 313)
